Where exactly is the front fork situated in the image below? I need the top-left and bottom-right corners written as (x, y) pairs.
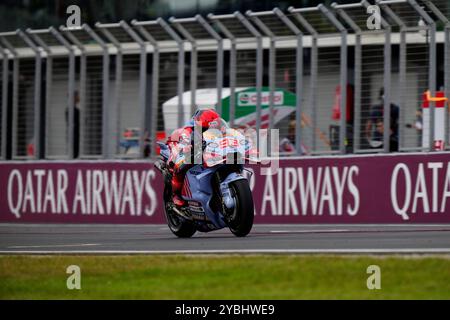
top-left (214, 172), bottom-right (231, 224)
top-left (220, 180), bottom-right (236, 210)
top-left (215, 170), bottom-right (245, 213)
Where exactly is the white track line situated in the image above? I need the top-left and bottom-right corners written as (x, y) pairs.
top-left (270, 229), bottom-right (350, 233)
top-left (1, 223), bottom-right (449, 228)
top-left (7, 244), bottom-right (101, 249)
top-left (1, 249), bottom-right (450, 254)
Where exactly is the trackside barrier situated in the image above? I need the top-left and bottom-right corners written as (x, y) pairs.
top-left (0, 1), bottom-right (449, 160)
top-left (1, 152), bottom-right (450, 224)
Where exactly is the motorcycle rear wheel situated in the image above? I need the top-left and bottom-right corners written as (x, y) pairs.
top-left (163, 186), bottom-right (196, 238)
top-left (227, 179), bottom-right (254, 237)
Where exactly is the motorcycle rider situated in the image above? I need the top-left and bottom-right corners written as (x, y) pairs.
top-left (168, 108), bottom-right (221, 207)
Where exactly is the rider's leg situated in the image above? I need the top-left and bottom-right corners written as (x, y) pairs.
top-left (171, 159), bottom-right (194, 206)
top-left (171, 173), bottom-right (186, 206)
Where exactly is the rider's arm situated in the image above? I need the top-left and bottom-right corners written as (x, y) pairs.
top-left (173, 127), bottom-right (194, 171)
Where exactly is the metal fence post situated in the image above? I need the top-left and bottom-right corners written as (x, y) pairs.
top-left (319, 4), bottom-right (348, 154)
top-left (12, 51), bottom-right (18, 159)
top-left (274, 8), bottom-right (304, 156)
top-left (170, 17), bottom-right (198, 116)
top-left (0, 36), bottom-right (18, 159)
top-left (332, 4), bottom-right (361, 154)
top-left (399, 26), bottom-right (407, 151)
top-left (235, 11), bottom-right (263, 139)
top-left (378, 1), bottom-right (407, 152)
top-left (407, 0), bottom-right (436, 152)
top-left (197, 15), bottom-right (224, 115)
top-left (132, 20), bottom-right (160, 158)
top-left (447, 25), bottom-right (450, 150)
top-left (97, 22), bottom-right (124, 158)
top-left (151, 42), bottom-right (160, 158)
top-left (82, 24), bottom-right (110, 158)
top-left (12, 52), bottom-right (18, 159)
top-left (427, 24), bottom-right (436, 152)
top-left (338, 5), bottom-right (362, 154)
top-left (26, 30), bottom-right (51, 158)
top-left (208, 15), bottom-right (236, 125)
top-left (50, 27), bottom-right (75, 159)
top-left (17, 30), bottom-right (42, 159)
top-left (190, 38), bottom-right (197, 116)
top-left (247, 10), bottom-right (276, 155)
top-left (333, 1), bottom-right (393, 154)
top-left (121, 20), bottom-right (148, 158)
top-left (446, 26), bottom-right (450, 150)
top-left (60, 26), bottom-right (88, 159)
top-left (0, 46), bottom-right (8, 159)
top-left (421, 0), bottom-right (450, 150)
top-left (248, 11), bottom-right (276, 132)
top-left (383, 26), bottom-right (392, 153)
top-left (289, 7), bottom-right (319, 153)
top-left (378, 0), bottom-right (436, 152)
top-left (159, 18), bottom-right (185, 128)
top-left (229, 36), bottom-right (236, 127)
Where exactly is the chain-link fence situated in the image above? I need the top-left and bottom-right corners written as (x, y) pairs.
top-left (0, 0), bottom-right (449, 160)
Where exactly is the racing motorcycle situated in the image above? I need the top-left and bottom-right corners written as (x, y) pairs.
top-left (154, 120), bottom-right (255, 238)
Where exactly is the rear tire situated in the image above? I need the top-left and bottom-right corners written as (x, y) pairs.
top-left (163, 185), bottom-right (196, 238)
top-left (227, 179), bottom-right (254, 237)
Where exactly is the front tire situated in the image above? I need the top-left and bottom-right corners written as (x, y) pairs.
top-left (227, 179), bottom-right (254, 237)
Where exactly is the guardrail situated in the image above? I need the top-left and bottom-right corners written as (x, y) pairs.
top-left (0, 0), bottom-right (448, 160)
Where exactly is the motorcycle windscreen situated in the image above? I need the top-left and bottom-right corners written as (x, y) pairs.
top-left (203, 128), bottom-right (252, 167)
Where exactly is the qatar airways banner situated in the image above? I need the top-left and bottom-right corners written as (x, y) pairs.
top-left (0, 152), bottom-right (449, 224)
top-left (0, 162), bottom-right (163, 224)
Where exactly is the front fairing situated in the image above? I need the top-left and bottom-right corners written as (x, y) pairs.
top-left (182, 164), bottom-right (226, 231)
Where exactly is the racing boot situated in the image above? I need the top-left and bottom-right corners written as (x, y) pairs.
top-left (172, 194), bottom-right (187, 207)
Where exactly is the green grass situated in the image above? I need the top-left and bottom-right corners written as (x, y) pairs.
top-left (1, 255), bottom-right (450, 299)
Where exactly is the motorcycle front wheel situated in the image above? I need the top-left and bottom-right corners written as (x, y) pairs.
top-left (227, 179), bottom-right (254, 237)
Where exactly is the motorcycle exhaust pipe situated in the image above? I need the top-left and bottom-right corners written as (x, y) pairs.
top-left (171, 206), bottom-right (193, 221)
